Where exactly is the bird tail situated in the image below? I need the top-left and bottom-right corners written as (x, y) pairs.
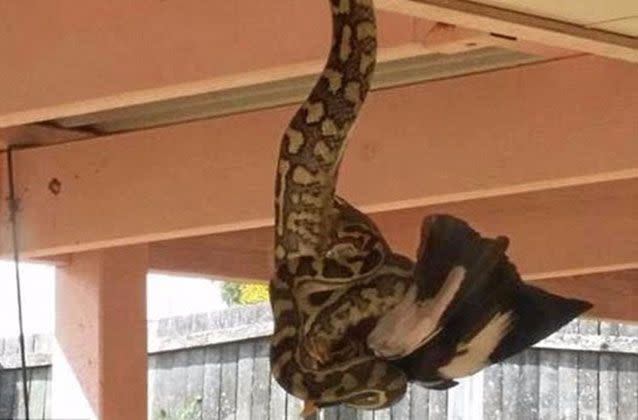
top-left (489, 278), bottom-right (592, 363)
top-left (415, 214), bottom-right (592, 351)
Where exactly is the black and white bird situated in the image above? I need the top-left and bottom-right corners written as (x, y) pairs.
top-left (367, 214), bottom-right (592, 390)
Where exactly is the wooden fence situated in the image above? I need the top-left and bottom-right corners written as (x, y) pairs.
top-left (1, 303), bottom-right (636, 419)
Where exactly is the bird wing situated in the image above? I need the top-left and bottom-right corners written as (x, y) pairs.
top-left (367, 214), bottom-right (510, 359)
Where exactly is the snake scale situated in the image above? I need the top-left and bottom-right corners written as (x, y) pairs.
top-left (269, 0), bottom-right (592, 414)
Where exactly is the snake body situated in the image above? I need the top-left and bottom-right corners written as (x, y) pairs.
top-left (270, 0), bottom-right (410, 409)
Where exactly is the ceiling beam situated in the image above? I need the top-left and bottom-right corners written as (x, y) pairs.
top-left (0, 55), bottom-right (636, 259)
top-left (0, 2), bottom-right (411, 127)
top-left (148, 179), bottom-right (638, 280)
top-left (50, 40), bottom-right (544, 136)
top-left (27, 197), bottom-right (638, 323)
top-left (149, 225), bottom-right (638, 322)
top-left (149, 224), bottom-right (638, 322)
top-left (376, 0), bottom-right (638, 62)
top-left (0, 1), bottom-right (572, 130)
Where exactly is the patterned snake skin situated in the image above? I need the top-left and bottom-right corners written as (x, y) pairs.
top-left (270, 0), bottom-right (410, 410)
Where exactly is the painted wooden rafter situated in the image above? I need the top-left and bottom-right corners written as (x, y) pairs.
top-left (0, 2), bottom-right (572, 133)
top-left (376, 0), bottom-right (638, 62)
top-left (50, 37), bottom-right (541, 135)
top-left (0, 32), bottom-right (559, 136)
top-left (0, 55), bottom-right (635, 259)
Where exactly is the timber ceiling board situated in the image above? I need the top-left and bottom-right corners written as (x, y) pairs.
top-left (593, 17), bottom-right (638, 37)
top-left (473, 0), bottom-right (638, 36)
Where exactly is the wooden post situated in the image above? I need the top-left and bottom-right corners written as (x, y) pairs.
top-left (52, 245), bottom-right (148, 420)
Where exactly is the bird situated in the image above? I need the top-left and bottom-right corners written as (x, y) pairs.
top-left (368, 214), bottom-right (592, 390)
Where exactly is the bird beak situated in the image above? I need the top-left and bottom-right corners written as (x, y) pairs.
top-left (301, 400), bottom-right (318, 418)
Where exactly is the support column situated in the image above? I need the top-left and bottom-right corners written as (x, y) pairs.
top-left (52, 245), bottom-right (148, 420)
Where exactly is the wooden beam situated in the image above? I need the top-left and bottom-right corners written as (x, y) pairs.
top-left (0, 1), bottom-right (571, 129)
top-left (52, 38), bottom-right (542, 135)
top-left (1, 55), bottom-right (636, 259)
top-left (149, 178), bottom-right (638, 280)
top-left (376, 0), bottom-right (638, 62)
top-left (0, 43), bottom-right (467, 132)
top-left (0, 2), bottom-right (411, 126)
top-left (150, 230), bottom-right (272, 280)
top-left (0, 2), bottom-right (424, 128)
top-left (2, 34), bottom-right (555, 144)
top-left (150, 217), bottom-right (638, 322)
